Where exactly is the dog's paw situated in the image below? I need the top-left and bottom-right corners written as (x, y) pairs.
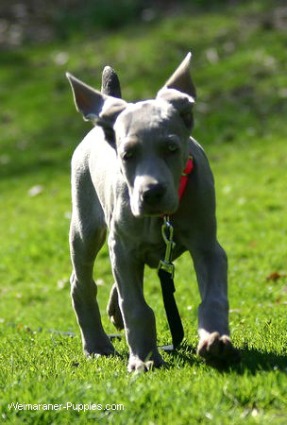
top-left (128, 352), bottom-right (165, 373)
top-left (84, 338), bottom-right (117, 358)
top-left (197, 332), bottom-right (240, 366)
top-left (107, 284), bottom-right (125, 331)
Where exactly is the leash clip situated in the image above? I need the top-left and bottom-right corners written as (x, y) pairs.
top-left (158, 216), bottom-right (176, 278)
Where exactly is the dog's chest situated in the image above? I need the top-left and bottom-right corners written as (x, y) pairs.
top-left (134, 219), bottom-right (184, 268)
top-left (139, 239), bottom-right (185, 269)
top-left (128, 219), bottom-right (163, 268)
top-left (141, 241), bottom-right (166, 268)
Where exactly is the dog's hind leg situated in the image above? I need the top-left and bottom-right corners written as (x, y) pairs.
top-left (107, 283), bottom-right (124, 331)
top-left (70, 158), bottom-right (115, 357)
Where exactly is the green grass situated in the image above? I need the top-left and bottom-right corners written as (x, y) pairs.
top-left (1, 1), bottom-right (287, 423)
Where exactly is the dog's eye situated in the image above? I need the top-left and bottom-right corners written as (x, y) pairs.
top-left (122, 150), bottom-right (134, 161)
top-left (167, 143), bottom-right (179, 154)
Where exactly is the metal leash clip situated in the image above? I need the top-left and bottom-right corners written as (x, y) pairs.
top-left (158, 216), bottom-right (176, 278)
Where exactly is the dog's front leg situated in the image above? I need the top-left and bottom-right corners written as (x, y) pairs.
top-left (191, 240), bottom-right (239, 364)
top-left (70, 223), bottom-right (115, 358)
top-left (109, 236), bottom-right (164, 372)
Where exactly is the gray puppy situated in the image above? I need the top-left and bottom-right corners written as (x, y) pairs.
top-left (66, 53), bottom-right (238, 371)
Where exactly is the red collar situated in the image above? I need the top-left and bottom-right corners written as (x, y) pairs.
top-left (178, 155), bottom-right (194, 201)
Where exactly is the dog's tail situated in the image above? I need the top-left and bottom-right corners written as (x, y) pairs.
top-left (101, 66), bottom-right (122, 98)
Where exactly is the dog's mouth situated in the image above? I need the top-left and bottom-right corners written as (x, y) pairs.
top-left (130, 199), bottom-right (179, 218)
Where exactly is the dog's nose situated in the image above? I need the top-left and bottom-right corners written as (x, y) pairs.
top-left (142, 183), bottom-right (166, 206)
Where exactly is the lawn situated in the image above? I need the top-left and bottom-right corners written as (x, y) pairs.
top-left (0, 1), bottom-right (287, 424)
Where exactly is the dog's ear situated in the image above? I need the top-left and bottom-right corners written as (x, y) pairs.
top-left (66, 72), bottom-right (127, 126)
top-left (157, 88), bottom-right (195, 130)
top-left (164, 52), bottom-right (196, 99)
top-left (101, 66), bottom-right (122, 98)
top-left (156, 53), bottom-right (196, 130)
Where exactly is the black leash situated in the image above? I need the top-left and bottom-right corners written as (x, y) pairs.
top-left (157, 216), bottom-right (184, 350)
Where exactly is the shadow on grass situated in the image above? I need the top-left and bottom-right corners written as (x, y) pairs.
top-left (237, 347), bottom-right (287, 374)
top-left (166, 342), bottom-right (287, 374)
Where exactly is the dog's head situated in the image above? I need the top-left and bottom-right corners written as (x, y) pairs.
top-left (67, 53), bottom-right (196, 217)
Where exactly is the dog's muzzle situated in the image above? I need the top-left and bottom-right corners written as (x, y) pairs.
top-left (131, 181), bottom-right (178, 217)
top-left (141, 183), bottom-right (167, 206)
